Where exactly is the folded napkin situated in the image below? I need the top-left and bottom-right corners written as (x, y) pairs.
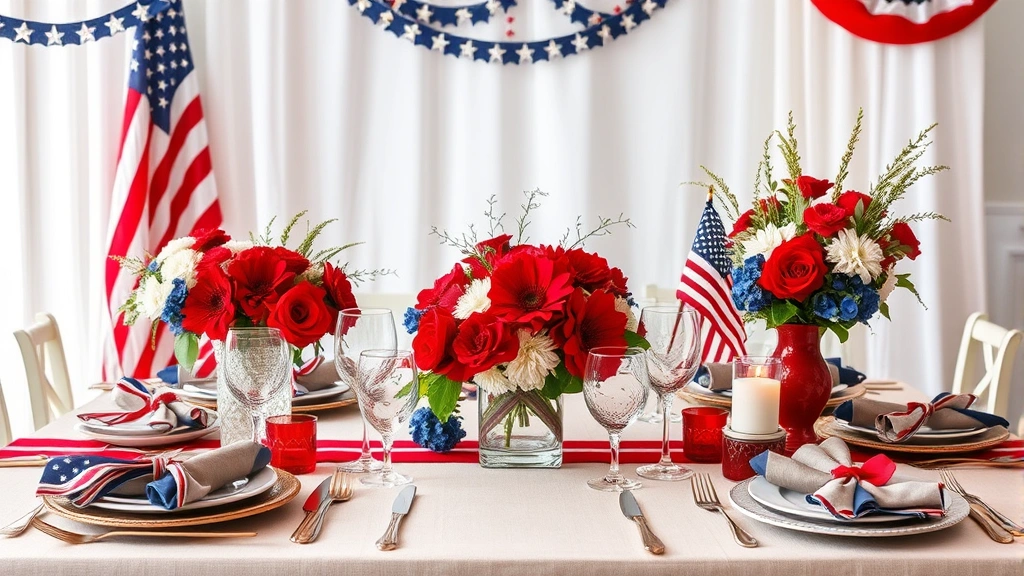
top-left (834, 392), bottom-right (1010, 443)
top-left (694, 358), bottom-right (864, 391)
top-left (166, 355), bottom-right (341, 395)
top-left (36, 441), bottom-right (270, 510)
top-left (825, 357), bottom-right (867, 385)
top-left (78, 377), bottom-right (214, 433)
top-left (749, 437), bottom-right (945, 520)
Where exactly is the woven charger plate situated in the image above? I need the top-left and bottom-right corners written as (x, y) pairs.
top-left (676, 383), bottom-right (866, 410)
top-left (189, 391), bottom-right (358, 414)
top-left (814, 416), bottom-right (1010, 454)
top-left (41, 469), bottom-right (300, 528)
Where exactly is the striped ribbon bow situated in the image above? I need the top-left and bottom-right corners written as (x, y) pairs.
top-left (36, 452), bottom-right (177, 507)
top-left (877, 393), bottom-right (977, 442)
top-left (78, 377), bottom-right (209, 432)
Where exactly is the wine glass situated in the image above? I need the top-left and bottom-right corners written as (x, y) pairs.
top-left (636, 306), bottom-right (701, 481)
top-left (223, 327), bottom-right (292, 444)
top-left (582, 346), bottom-right (650, 492)
top-left (356, 349), bottom-right (418, 487)
top-left (335, 308), bottom-right (397, 473)
top-left (637, 394), bottom-right (682, 424)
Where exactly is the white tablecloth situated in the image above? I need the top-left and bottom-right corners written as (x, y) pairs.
top-left (0, 384), bottom-right (1021, 576)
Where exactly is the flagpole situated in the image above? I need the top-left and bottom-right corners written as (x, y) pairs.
top-left (666, 186), bottom-right (715, 354)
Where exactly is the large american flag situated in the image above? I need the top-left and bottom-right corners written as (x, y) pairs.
top-left (102, 0), bottom-right (221, 379)
top-left (676, 199), bottom-right (747, 363)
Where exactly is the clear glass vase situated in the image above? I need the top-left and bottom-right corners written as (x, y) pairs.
top-left (478, 388), bottom-right (563, 468)
top-left (214, 341), bottom-right (292, 446)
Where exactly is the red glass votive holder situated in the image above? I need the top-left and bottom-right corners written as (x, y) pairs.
top-left (722, 425), bottom-right (787, 481)
top-left (682, 407), bottom-right (729, 463)
top-left (265, 414), bottom-right (317, 475)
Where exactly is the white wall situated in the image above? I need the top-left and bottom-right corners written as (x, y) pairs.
top-left (984, 0), bottom-right (1024, 205)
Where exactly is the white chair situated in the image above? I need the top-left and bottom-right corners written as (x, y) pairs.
top-left (0, 378), bottom-right (12, 447)
top-left (951, 312), bottom-right (1022, 418)
top-left (13, 313), bottom-right (74, 430)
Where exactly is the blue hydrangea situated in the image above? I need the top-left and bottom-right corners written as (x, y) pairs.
top-left (731, 255), bottom-right (772, 312)
top-left (857, 288), bottom-right (880, 323)
top-left (838, 296), bottom-right (859, 322)
top-left (403, 307), bottom-right (424, 335)
top-left (147, 261), bottom-right (160, 273)
top-left (409, 407), bottom-right (466, 453)
top-left (812, 293), bottom-right (838, 321)
top-left (160, 278), bottom-right (188, 335)
top-left (831, 277), bottom-right (846, 291)
top-left (625, 293), bottom-right (637, 308)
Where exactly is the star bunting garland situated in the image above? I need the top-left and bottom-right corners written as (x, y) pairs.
top-left (0, 1), bottom-right (166, 47)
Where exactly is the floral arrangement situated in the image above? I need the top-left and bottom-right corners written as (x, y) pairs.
top-left (115, 212), bottom-right (388, 370)
top-left (406, 191), bottom-right (645, 451)
top-left (699, 110), bottom-right (947, 341)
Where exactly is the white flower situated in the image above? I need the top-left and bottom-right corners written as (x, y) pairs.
top-left (878, 272), bottom-right (898, 303)
top-left (299, 263), bottom-right (324, 284)
top-left (473, 367), bottom-right (515, 395)
top-left (614, 297), bottom-right (638, 332)
top-left (453, 278), bottom-right (491, 319)
top-left (154, 236), bottom-right (195, 263)
top-left (740, 222), bottom-right (797, 260)
top-left (505, 331), bottom-right (560, 391)
top-left (139, 276), bottom-right (173, 320)
top-left (222, 240), bottom-right (253, 254)
top-left (826, 229), bottom-right (883, 285)
top-left (160, 248), bottom-right (202, 288)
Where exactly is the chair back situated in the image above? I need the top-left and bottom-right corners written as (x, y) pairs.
top-left (0, 378), bottom-right (11, 447)
top-left (13, 313), bottom-right (74, 430)
top-left (952, 312), bottom-right (1023, 417)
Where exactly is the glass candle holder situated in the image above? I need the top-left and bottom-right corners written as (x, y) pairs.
top-left (722, 425), bottom-right (787, 481)
top-left (682, 407), bottom-right (729, 463)
top-left (265, 414), bottom-right (317, 475)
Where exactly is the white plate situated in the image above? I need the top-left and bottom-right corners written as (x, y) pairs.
top-left (175, 382), bottom-right (218, 401)
top-left (747, 476), bottom-right (919, 524)
top-left (91, 466), bottom-right (277, 514)
top-left (75, 421), bottom-right (219, 447)
top-left (78, 420), bottom-right (178, 437)
top-left (837, 420), bottom-right (987, 440)
top-left (690, 383), bottom-right (847, 398)
top-left (294, 382), bottom-right (350, 405)
top-left (730, 478), bottom-right (969, 537)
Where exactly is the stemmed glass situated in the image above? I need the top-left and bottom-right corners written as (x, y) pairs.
top-left (636, 306), bottom-right (701, 482)
top-left (637, 395), bottom-right (682, 424)
top-left (356, 349), bottom-right (419, 487)
top-left (223, 327), bottom-right (292, 444)
top-left (335, 308), bottom-right (397, 473)
top-left (582, 346), bottom-right (650, 492)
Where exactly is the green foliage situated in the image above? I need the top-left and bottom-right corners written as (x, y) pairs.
top-left (423, 372), bottom-right (462, 423)
top-left (832, 108), bottom-right (863, 198)
top-left (174, 332), bottom-right (200, 373)
top-left (624, 330), bottom-right (650, 350)
top-left (765, 300), bottom-right (799, 328)
top-left (541, 362), bottom-right (583, 399)
top-left (896, 273), bottom-right (926, 308)
top-left (279, 210), bottom-right (307, 247)
top-left (879, 301), bottom-right (891, 320)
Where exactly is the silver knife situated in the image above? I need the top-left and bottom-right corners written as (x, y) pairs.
top-left (619, 490), bottom-right (665, 555)
top-left (290, 476), bottom-right (333, 543)
top-left (376, 485), bottom-right (416, 551)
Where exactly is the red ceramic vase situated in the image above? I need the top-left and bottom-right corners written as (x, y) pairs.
top-left (773, 324), bottom-right (831, 453)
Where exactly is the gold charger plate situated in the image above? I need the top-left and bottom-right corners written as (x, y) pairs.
top-left (188, 392), bottom-right (358, 414)
top-left (814, 416), bottom-right (1010, 454)
top-left (41, 469), bottom-right (301, 528)
top-left (677, 383), bottom-right (866, 411)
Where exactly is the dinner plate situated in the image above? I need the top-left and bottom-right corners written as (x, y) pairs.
top-left (729, 478), bottom-right (969, 537)
top-left (294, 382), bottom-right (350, 405)
top-left (678, 382), bottom-right (864, 410)
top-left (815, 416), bottom-right (1010, 454)
top-left (746, 476), bottom-right (930, 524)
top-left (75, 420), bottom-right (219, 447)
top-left (711, 383), bottom-right (849, 398)
top-left (90, 466), bottom-right (277, 514)
top-left (78, 420), bottom-right (181, 437)
top-left (836, 420), bottom-right (987, 440)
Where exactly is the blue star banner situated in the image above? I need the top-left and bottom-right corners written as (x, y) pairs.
top-left (0, 1), bottom-right (168, 46)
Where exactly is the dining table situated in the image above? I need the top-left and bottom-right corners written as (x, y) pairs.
top-left (0, 381), bottom-right (1021, 576)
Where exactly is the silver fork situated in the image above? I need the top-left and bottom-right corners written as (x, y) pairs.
top-left (940, 469), bottom-right (1023, 536)
top-left (0, 502), bottom-right (44, 537)
top-left (31, 518), bottom-right (256, 544)
top-left (295, 471), bottom-right (354, 544)
top-left (691, 473), bottom-right (758, 548)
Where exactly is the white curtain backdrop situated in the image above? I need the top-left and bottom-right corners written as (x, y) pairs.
top-left (0, 0), bottom-right (988, 437)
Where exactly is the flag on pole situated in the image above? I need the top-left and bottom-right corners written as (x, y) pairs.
top-left (676, 196), bottom-right (747, 363)
top-left (103, 0), bottom-right (221, 379)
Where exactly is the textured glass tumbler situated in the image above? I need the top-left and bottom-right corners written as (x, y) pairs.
top-left (681, 407), bottom-right (728, 463)
top-left (265, 414), bottom-right (317, 475)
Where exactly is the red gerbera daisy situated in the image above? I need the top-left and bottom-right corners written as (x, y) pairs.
top-left (487, 252), bottom-right (573, 331)
top-left (227, 247), bottom-right (296, 323)
top-left (323, 261), bottom-right (358, 327)
top-left (552, 288), bottom-right (627, 378)
top-left (416, 264), bottom-right (471, 311)
top-left (180, 264), bottom-right (236, 340)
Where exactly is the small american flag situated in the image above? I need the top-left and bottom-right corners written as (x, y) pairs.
top-left (102, 0), bottom-right (221, 379)
top-left (36, 454), bottom-right (170, 507)
top-left (677, 198), bottom-right (748, 363)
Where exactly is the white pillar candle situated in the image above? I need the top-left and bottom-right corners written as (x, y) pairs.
top-left (731, 377), bottom-right (781, 435)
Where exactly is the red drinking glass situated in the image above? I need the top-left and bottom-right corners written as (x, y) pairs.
top-left (682, 407), bottom-right (729, 463)
top-left (265, 414), bottom-right (317, 474)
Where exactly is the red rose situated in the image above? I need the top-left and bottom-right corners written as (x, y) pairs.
top-left (462, 234), bottom-right (513, 277)
top-left (192, 228), bottom-right (230, 252)
top-left (488, 251), bottom-right (574, 331)
top-left (411, 307), bottom-right (458, 372)
top-left (228, 247), bottom-right (296, 323)
top-left (181, 264), bottom-right (236, 341)
top-left (757, 234), bottom-right (827, 301)
top-left (551, 288), bottom-right (627, 378)
top-left (888, 222), bottom-right (921, 261)
top-left (322, 262), bottom-right (357, 327)
top-left (273, 247), bottom-right (311, 276)
top-left (560, 249), bottom-right (613, 293)
top-left (730, 209), bottom-right (755, 238)
top-left (795, 176), bottom-right (834, 200)
top-left (417, 264), bottom-right (471, 311)
top-left (446, 313), bottom-right (519, 381)
top-left (606, 266), bottom-right (629, 297)
top-left (803, 204), bottom-right (851, 237)
top-left (267, 282), bottom-right (333, 349)
top-left (836, 191), bottom-right (872, 216)
top-left (198, 246), bottom-right (232, 270)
